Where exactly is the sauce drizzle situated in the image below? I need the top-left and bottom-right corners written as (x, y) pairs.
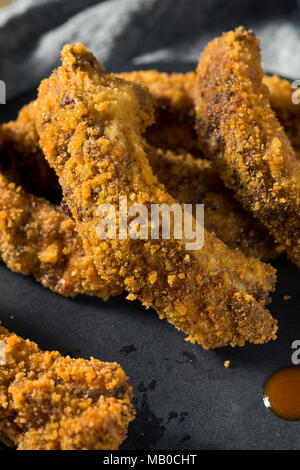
top-left (264, 366), bottom-right (300, 420)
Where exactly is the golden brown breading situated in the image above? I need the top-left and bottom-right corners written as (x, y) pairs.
top-left (0, 125), bottom-right (277, 302)
top-left (121, 70), bottom-right (300, 162)
top-left (148, 146), bottom-right (279, 260)
top-left (0, 171), bottom-right (122, 299)
top-left (147, 118), bottom-right (199, 155)
top-left (195, 27), bottom-right (300, 266)
top-left (36, 43), bottom-right (277, 349)
top-left (0, 324), bottom-right (134, 450)
top-left (0, 102), bottom-right (276, 303)
top-left (3, 74), bottom-right (285, 265)
top-left (2, 99), bottom-right (278, 261)
top-left (263, 74), bottom-right (300, 160)
top-left (0, 104), bottom-right (122, 299)
top-left (118, 70), bottom-right (196, 113)
top-left (11, 86), bottom-right (277, 303)
top-left (118, 70), bottom-right (199, 154)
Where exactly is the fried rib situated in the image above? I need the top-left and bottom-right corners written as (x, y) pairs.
top-left (263, 74), bottom-right (300, 160)
top-left (0, 103), bottom-right (123, 299)
top-left (121, 70), bottom-right (300, 162)
top-left (0, 170), bottom-right (122, 299)
top-left (0, 324), bottom-right (134, 450)
top-left (0, 102), bottom-right (275, 303)
top-left (195, 27), bottom-right (300, 266)
top-left (1, 100), bottom-right (278, 261)
top-left (148, 146), bottom-right (278, 260)
top-left (36, 43), bottom-right (277, 349)
top-left (118, 70), bottom-right (199, 154)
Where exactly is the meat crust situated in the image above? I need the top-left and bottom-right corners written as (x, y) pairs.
top-left (35, 43), bottom-right (277, 349)
top-left (0, 103), bottom-right (276, 301)
top-left (0, 324), bottom-right (134, 450)
top-left (0, 170), bottom-right (122, 299)
top-left (148, 146), bottom-right (278, 260)
top-left (119, 70), bottom-right (300, 160)
top-left (0, 103), bottom-right (122, 299)
top-left (195, 27), bottom-right (300, 266)
top-left (262, 74), bottom-right (300, 160)
top-left (118, 70), bottom-right (199, 155)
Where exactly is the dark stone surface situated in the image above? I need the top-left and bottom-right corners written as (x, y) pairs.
top-left (0, 63), bottom-right (299, 450)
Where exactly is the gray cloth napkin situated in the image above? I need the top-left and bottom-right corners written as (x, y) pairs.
top-left (1, 0), bottom-right (300, 100)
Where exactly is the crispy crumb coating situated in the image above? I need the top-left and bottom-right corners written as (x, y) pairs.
top-left (263, 74), bottom-right (300, 160)
top-left (195, 27), bottom-right (300, 266)
top-left (0, 171), bottom-right (121, 299)
top-left (118, 70), bottom-right (196, 113)
top-left (120, 71), bottom-right (300, 261)
top-left (36, 43), bottom-right (277, 349)
top-left (120, 69), bottom-right (300, 161)
top-left (117, 70), bottom-right (199, 154)
top-left (0, 107), bottom-right (276, 300)
top-left (148, 146), bottom-right (279, 260)
top-left (2, 76), bottom-right (281, 264)
top-left (0, 103), bottom-right (275, 302)
top-left (0, 104), bottom-right (122, 299)
top-left (121, 70), bottom-right (300, 162)
top-left (0, 324), bottom-right (134, 450)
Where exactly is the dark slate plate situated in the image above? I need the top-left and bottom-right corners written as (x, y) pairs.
top-left (0, 63), bottom-right (299, 451)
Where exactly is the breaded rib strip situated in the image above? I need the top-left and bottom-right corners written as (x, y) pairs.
top-left (0, 171), bottom-right (121, 299)
top-left (118, 70), bottom-right (199, 154)
top-left (195, 27), bottom-right (300, 266)
top-left (0, 103), bottom-right (122, 299)
top-left (120, 70), bottom-right (300, 162)
top-left (262, 74), bottom-right (300, 160)
top-left (148, 146), bottom-right (278, 260)
top-left (0, 103), bottom-right (276, 301)
top-left (36, 43), bottom-right (277, 348)
top-left (118, 70), bottom-right (196, 114)
top-left (0, 324), bottom-right (134, 450)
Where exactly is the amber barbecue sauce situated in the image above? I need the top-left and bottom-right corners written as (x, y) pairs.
top-left (264, 366), bottom-right (300, 420)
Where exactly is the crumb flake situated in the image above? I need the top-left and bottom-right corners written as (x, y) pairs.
top-left (0, 340), bottom-right (6, 365)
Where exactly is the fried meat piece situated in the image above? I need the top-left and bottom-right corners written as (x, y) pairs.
top-left (0, 324), bottom-right (134, 449)
top-left (0, 104), bottom-right (122, 299)
top-left (118, 70), bottom-right (199, 154)
top-left (263, 74), bottom-right (300, 160)
top-left (0, 170), bottom-right (121, 299)
top-left (36, 43), bottom-right (277, 348)
top-left (121, 70), bottom-right (300, 162)
top-left (13, 100), bottom-right (278, 261)
top-left (148, 146), bottom-right (278, 260)
top-left (118, 70), bottom-right (196, 113)
top-left (0, 113), bottom-right (276, 300)
top-left (0, 103), bottom-right (275, 302)
top-left (0, 172), bottom-right (121, 299)
top-left (195, 27), bottom-right (300, 266)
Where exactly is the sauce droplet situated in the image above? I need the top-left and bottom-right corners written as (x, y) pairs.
top-left (264, 366), bottom-right (300, 420)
